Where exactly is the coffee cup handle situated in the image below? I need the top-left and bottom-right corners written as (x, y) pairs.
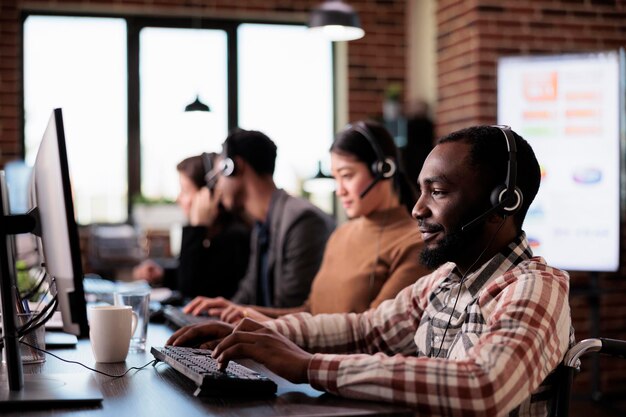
top-left (130, 312), bottom-right (138, 337)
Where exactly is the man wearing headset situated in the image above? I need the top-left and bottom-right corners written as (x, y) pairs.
top-left (183, 129), bottom-right (335, 314)
top-left (169, 125), bottom-right (574, 416)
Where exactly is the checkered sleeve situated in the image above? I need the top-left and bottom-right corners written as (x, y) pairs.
top-left (269, 262), bottom-right (571, 416)
top-left (265, 268), bottom-right (440, 354)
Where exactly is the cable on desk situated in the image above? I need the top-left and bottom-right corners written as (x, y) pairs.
top-left (19, 340), bottom-right (157, 378)
top-left (0, 295), bottom-right (58, 350)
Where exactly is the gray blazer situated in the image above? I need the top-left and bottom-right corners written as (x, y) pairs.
top-left (231, 189), bottom-right (335, 308)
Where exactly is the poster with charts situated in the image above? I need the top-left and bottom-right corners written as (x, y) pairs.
top-left (497, 52), bottom-right (621, 272)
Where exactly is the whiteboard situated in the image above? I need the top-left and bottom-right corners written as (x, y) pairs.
top-left (497, 51), bottom-right (622, 272)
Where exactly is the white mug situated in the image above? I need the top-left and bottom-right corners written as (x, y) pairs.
top-left (89, 305), bottom-right (138, 363)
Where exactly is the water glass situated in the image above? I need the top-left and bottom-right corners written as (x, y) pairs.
top-left (114, 290), bottom-right (150, 352)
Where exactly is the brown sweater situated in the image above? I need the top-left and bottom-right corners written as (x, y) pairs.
top-left (306, 206), bottom-right (428, 314)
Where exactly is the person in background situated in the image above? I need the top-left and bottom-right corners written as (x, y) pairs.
top-left (183, 129), bottom-right (335, 313)
top-left (188, 120), bottom-right (429, 324)
top-left (402, 99), bottom-right (434, 187)
top-left (168, 125), bottom-right (574, 416)
top-left (133, 154), bottom-right (250, 301)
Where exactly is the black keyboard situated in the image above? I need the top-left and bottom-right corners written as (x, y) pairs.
top-left (151, 346), bottom-right (277, 397)
top-left (162, 305), bottom-right (215, 328)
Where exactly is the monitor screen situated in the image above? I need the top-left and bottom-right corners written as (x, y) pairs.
top-left (497, 51), bottom-right (622, 272)
top-left (28, 108), bottom-right (89, 336)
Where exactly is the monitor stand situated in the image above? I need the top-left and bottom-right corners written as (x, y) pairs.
top-left (0, 373), bottom-right (102, 408)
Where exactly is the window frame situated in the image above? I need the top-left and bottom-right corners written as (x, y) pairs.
top-left (20, 10), bottom-right (336, 221)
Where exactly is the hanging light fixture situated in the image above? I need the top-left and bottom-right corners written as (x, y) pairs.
top-left (303, 161), bottom-right (336, 194)
top-left (184, 2), bottom-right (211, 113)
top-left (184, 94), bottom-right (211, 112)
top-left (308, 0), bottom-right (365, 42)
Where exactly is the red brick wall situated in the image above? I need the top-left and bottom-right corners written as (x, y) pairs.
top-left (0, 0), bottom-right (21, 162)
top-left (436, 0), bottom-right (626, 397)
top-left (436, 0), bottom-right (626, 135)
top-left (0, 0), bottom-right (407, 165)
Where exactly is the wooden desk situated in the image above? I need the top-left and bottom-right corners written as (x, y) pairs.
top-left (2, 323), bottom-right (413, 417)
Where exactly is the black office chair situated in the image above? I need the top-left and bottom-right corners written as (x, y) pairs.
top-left (550, 337), bottom-right (626, 416)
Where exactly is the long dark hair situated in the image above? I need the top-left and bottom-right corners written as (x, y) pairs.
top-left (330, 120), bottom-right (417, 213)
top-left (176, 155), bottom-right (206, 190)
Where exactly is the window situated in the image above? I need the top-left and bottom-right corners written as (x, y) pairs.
top-left (140, 27), bottom-right (228, 200)
top-left (23, 16), bottom-right (127, 224)
top-left (238, 24), bottom-right (334, 193)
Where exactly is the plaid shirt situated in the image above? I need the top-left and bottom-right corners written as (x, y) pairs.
top-left (266, 234), bottom-right (574, 416)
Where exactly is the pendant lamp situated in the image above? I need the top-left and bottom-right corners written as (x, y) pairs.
top-left (184, 94), bottom-right (211, 112)
top-left (303, 161), bottom-right (336, 194)
top-left (308, 0), bottom-right (365, 42)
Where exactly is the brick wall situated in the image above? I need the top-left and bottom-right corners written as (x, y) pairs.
top-left (436, 0), bottom-right (626, 397)
top-left (436, 0), bottom-right (626, 135)
top-left (0, 0), bottom-right (21, 162)
top-left (0, 0), bottom-right (407, 165)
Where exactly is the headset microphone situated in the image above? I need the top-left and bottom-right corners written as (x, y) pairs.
top-left (359, 175), bottom-right (382, 199)
top-left (460, 199), bottom-right (513, 232)
top-left (459, 125), bottom-right (523, 233)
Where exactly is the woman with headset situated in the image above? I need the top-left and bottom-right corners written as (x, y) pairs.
top-left (184, 121), bottom-right (430, 322)
top-left (132, 153), bottom-right (251, 300)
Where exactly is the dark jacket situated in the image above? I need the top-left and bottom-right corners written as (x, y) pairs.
top-left (231, 189), bottom-right (335, 308)
top-left (164, 217), bottom-right (250, 299)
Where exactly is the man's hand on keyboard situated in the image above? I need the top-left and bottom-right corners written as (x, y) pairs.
top-left (212, 318), bottom-right (311, 384)
top-left (183, 296), bottom-right (232, 317)
top-left (166, 321), bottom-right (234, 350)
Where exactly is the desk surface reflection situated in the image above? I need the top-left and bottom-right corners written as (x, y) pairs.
top-left (1, 323), bottom-right (413, 417)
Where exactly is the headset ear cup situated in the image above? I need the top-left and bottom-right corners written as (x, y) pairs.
top-left (490, 185), bottom-right (505, 209)
top-left (381, 157), bottom-right (396, 179)
top-left (372, 158), bottom-right (397, 179)
top-left (370, 161), bottom-right (379, 177)
top-left (491, 185), bottom-right (523, 216)
top-left (221, 157), bottom-right (236, 177)
top-left (507, 187), bottom-right (523, 214)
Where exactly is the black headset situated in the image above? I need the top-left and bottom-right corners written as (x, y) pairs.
top-left (461, 125), bottom-right (524, 232)
top-left (350, 121), bottom-right (397, 198)
top-left (220, 140), bottom-right (237, 177)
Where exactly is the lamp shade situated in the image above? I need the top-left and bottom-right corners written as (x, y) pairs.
top-left (303, 161), bottom-right (336, 194)
top-left (308, 0), bottom-right (365, 42)
top-left (184, 95), bottom-right (210, 112)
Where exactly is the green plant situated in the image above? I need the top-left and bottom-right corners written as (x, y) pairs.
top-left (131, 194), bottom-right (176, 205)
top-left (384, 83), bottom-right (403, 102)
top-left (15, 260), bottom-right (43, 301)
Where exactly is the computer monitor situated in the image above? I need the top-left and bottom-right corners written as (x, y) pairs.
top-left (28, 108), bottom-right (89, 337)
top-left (0, 108), bottom-right (101, 405)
